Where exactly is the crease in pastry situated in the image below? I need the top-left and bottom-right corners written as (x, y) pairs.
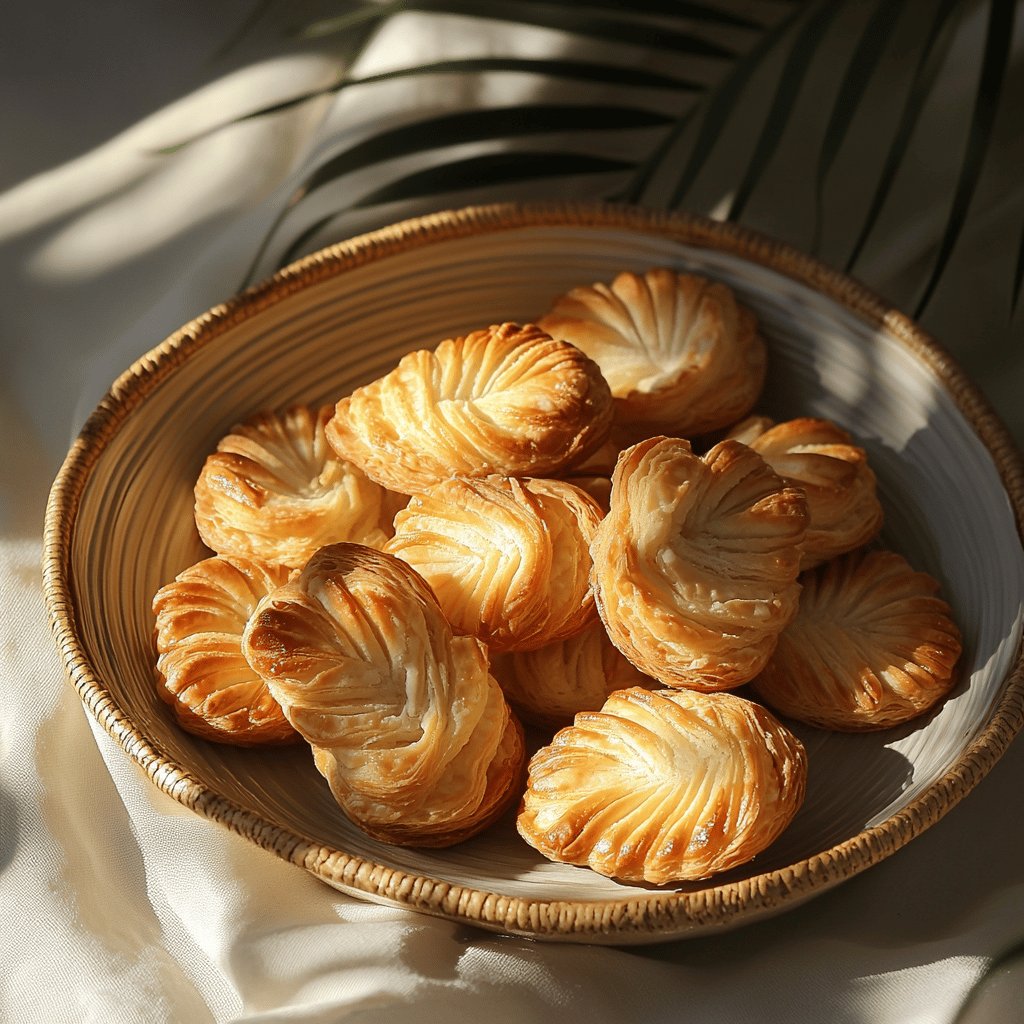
top-left (725, 416), bottom-right (884, 568)
top-left (751, 548), bottom-right (963, 731)
top-left (325, 322), bottom-right (614, 495)
top-left (385, 475), bottom-right (604, 652)
top-left (517, 687), bottom-right (807, 883)
top-left (490, 619), bottom-right (655, 731)
top-left (240, 543), bottom-right (525, 847)
top-left (152, 555), bottom-right (297, 745)
top-left (590, 437), bottom-right (808, 690)
top-left (537, 268), bottom-right (765, 441)
top-left (194, 403), bottom-right (404, 570)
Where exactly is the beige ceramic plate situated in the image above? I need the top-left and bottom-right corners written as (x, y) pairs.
top-left (43, 203), bottom-right (1024, 944)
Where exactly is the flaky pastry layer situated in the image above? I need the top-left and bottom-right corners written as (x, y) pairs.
top-left (751, 549), bottom-right (963, 730)
top-left (240, 543), bottom-right (525, 847)
top-left (386, 475), bottom-right (603, 652)
top-left (538, 268), bottom-right (765, 440)
top-left (590, 437), bottom-right (808, 690)
top-left (517, 687), bottom-right (807, 883)
top-left (152, 555), bottom-right (296, 745)
top-left (325, 322), bottom-right (613, 494)
top-left (194, 404), bottom-right (402, 569)
top-left (491, 620), bottom-right (654, 731)
top-left (726, 416), bottom-right (883, 568)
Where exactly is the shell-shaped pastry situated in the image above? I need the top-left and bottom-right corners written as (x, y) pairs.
top-left (726, 416), bottom-right (883, 568)
top-left (517, 687), bottom-right (807, 883)
top-left (751, 549), bottom-right (963, 731)
top-left (591, 437), bottom-right (808, 690)
top-left (325, 322), bottom-right (614, 495)
top-left (538, 269), bottom-right (766, 440)
top-left (152, 555), bottom-right (296, 745)
top-left (490, 621), bottom-right (654, 731)
top-left (240, 543), bottom-right (525, 847)
top-left (194, 404), bottom-right (402, 570)
top-left (385, 476), bottom-right (604, 652)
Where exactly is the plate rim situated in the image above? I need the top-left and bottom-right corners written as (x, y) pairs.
top-left (41, 200), bottom-right (1024, 944)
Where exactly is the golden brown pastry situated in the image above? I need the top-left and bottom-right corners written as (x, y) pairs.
top-left (194, 404), bottom-right (402, 570)
top-left (555, 437), bottom-right (622, 511)
top-left (152, 555), bottom-right (296, 745)
top-left (751, 549), bottom-right (963, 731)
top-left (538, 268), bottom-right (765, 441)
top-left (517, 687), bottom-right (807, 883)
top-left (490, 620), bottom-right (654, 731)
top-left (325, 322), bottom-right (614, 495)
top-left (590, 437), bottom-right (808, 690)
top-left (385, 475), bottom-right (603, 652)
top-left (726, 416), bottom-right (883, 568)
top-left (240, 543), bottom-right (525, 847)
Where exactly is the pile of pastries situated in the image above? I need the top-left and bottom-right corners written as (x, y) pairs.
top-left (152, 268), bottom-right (963, 885)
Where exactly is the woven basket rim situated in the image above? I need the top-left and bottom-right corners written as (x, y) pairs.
top-left (41, 201), bottom-right (1024, 942)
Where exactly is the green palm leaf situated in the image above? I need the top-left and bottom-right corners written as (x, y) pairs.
top-left (913, 0), bottom-right (1017, 317)
top-left (844, 0), bottom-right (964, 272)
top-left (300, 0), bottom-right (752, 52)
top-left (196, 0), bottom-right (1016, 345)
top-left (244, 104), bottom-right (661, 281)
top-left (153, 58), bottom-right (700, 155)
top-left (724, 0), bottom-right (842, 222)
top-left (619, 1), bottom-right (806, 206)
top-left (274, 150), bottom-right (634, 267)
top-left (810, 0), bottom-right (903, 253)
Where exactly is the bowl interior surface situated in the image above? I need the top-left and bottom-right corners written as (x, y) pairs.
top-left (63, 217), bottom-right (1024, 935)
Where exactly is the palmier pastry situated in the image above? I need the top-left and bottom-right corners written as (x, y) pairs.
top-left (325, 322), bottom-right (613, 495)
top-left (195, 404), bottom-right (402, 570)
top-left (751, 549), bottom-right (962, 731)
top-left (385, 476), bottom-right (603, 652)
top-left (590, 437), bottom-right (808, 690)
top-left (152, 555), bottom-right (296, 745)
top-left (490, 620), bottom-right (654, 731)
top-left (240, 544), bottom-right (525, 847)
top-left (726, 416), bottom-right (883, 568)
top-left (517, 687), bottom-right (807, 883)
top-left (537, 268), bottom-right (765, 441)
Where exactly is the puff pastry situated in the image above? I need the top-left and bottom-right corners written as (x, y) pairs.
top-left (517, 687), bottom-right (807, 883)
top-left (590, 437), bottom-right (808, 690)
top-left (325, 322), bottom-right (614, 495)
top-left (240, 543), bottom-right (525, 847)
top-left (751, 549), bottom-right (963, 730)
top-left (490, 621), bottom-right (654, 731)
top-left (556, 438), bottom-right (622, 511)
top-left (152, 555), bottom-right (296, 745)
top-left (538, 268), bottom-right (765, 441)
top-left (195, 404), bottom-right (402, 569)
top-left (726, 416), bottom-right (883, 568)
top-left (385, 475), bottom-right (603, 652)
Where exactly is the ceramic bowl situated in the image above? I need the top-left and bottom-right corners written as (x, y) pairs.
top-left (43, 203), bottom-right (1024, 944)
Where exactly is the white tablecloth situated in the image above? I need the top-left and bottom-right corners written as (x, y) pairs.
top-left (3, 2), bottom-right (1023, 1020)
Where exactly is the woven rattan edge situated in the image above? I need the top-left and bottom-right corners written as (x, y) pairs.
top-left (41, 201), bottom-right (1024, 944)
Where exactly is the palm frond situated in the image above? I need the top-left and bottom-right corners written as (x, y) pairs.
top-left (245, 104), bottom-right (662, 282)
top-left (300, 0), bottom-right (740, 58)
top-left (810, 0), bottom-right (902, 253)
top-left (616, 2), bottom-right (807, 204)
top-left (914, 0), bottom-right (1017, 318)
top-left (725, 0), bottom-right (843, 222)
top-left (844, 0), bottom-right (964, 272)
top-left (274, 150), bottom-right (634, 266)
top-left (151, 57), bottom-right (699, 155)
